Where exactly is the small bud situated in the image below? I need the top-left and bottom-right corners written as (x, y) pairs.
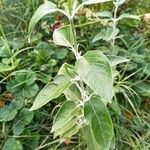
top-left (143, 13), bottom-right (150, 23)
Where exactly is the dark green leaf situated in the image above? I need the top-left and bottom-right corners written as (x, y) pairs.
top-left (3, 138), bottom-right (23, 150)
top-left (53, 48), bottom-right (68, 59)
top-left (6, 71), bottom-right (39, 98)
top-left (134, 82), bottom-right (150, 97)
top-left (81, 125), bottom-right (101, 150)
top-left (84, 95), bottom-right (113, 149)
top-left (13, 108), bottom-right (34, 135)
top-left (0, 97), bottom-right (23, 122)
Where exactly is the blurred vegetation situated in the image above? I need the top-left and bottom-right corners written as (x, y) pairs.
top-left (0, 0), bottom-right (150, 149)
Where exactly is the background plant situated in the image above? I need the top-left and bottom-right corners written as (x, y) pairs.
top-left (0, 0), bottom-right (150, 149)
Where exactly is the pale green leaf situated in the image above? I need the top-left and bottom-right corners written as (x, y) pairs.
top-left (30, 75), bottom-right (72, 111)
top-left (58, 63), bottom-right (81, 101)
top-left (96, 11), bottom-right (112, 18)
top-left (118, 13), bottom-right (140, 21)
top-left (92, 27), bottom-right (119, 43)
top-left (28, 1), bottom-right (68, 38)
top-left (111, 67), bottom-right (119, 78)
top-left (84, 95), bottom-right (113, 150)
top-left (28, 1), bottom-right (57, 37)
top-left (54, 117), bottom-right (77, 138)
top-left (53, 25), bottom-right (74, 48)
top-left (0, 59), bottom-right (20, 72)
top-left (64, 84), bottom-right (81, 101)
top-left (75, 50), bottom-right (113, 103)
top-left (51, 101), bottom-right (80, 137)
top-left (58, 63), bottom-right (77, 79)
top-left (107, 55), bottom-right (129, 66)
top-left (62, 123), bottom-right (80, 138)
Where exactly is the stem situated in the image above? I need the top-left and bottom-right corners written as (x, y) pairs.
top-left (112, 4), bottom-right (118, 47)
top-left (35, 139), bottom-right (60, 150)
top-left (70, 19), bottom-right (80, 59)
top-left (2, 122), bottom-right (5, 133)
top-left (75, 19), bottom-right (101, 28)
top-left (69, 18), bottom-right (88, 104)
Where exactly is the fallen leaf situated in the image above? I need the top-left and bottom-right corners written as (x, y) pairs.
top-left (124, 111), bottom-right (134, 120)
top-left (0, 100), bottom-right (5, 108)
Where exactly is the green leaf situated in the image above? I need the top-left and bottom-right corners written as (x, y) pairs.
top-left (3, 138), bottom-right (23, 150)
top-left (13, 108), bottom-right (34, 135)
top-left (81, 125), bottom-right (101, 150)
top-left (84, 95), bottom-right (113, 150)
top-left (75, 50), bottom-right (113, 103)
top-left (0, 59), bottom-right (20, 72)
top-left (54, 117), bottom-right (77, 138)
top-left (143, 63), bottom-right (150, 75)
top-left (0, 45), bottom-right (11, 58)
top-left (107, 55), bottom-right (129, 66)
top-left (92, 27), bottom-right (119, 43)
top-left (118, 13), bottom-right (140, 21)
top-left (34, 42), bottom-right (54, 65)
top-left (21, 84), bottom-right (39, 98)
top-left (62, 123), bottom-right (80, 138)
top-left (82, 0), bottom-right (112, 5)
top-left (51, 101), bottom-right (80, 138)
top-left (53, 48), bottom-right (68, 59)
top-left (134, 82), bottom-right (150, 97)
top-left (36, 72), bottom-right (52, 84)
top-left (64, 84), bottom-right (81, 101)
top-left (30, 75), bottom-right (72, 111)
top-left (23, 132), bottom-right (40, 149)
top-left (51, 101), bottom-right (77, 132)
top-left (58, 63), bottom-right (77, 79)
top-left (6, 72), bottom-right (39, 98)
top-left (0, 104), bottom-right (17, 122)
top-left (0, 97), bottom-right (24, 122)
top-left (28, 1), bottom-right (68, 38)
top-left (58, 63), bottom-right (81, 101)
top-left (53, 25), bottom-right (74, 48)
top-left (109, 100), bottom-right (121, 115)
top-left (28, 1), bottom-right (57, 37)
